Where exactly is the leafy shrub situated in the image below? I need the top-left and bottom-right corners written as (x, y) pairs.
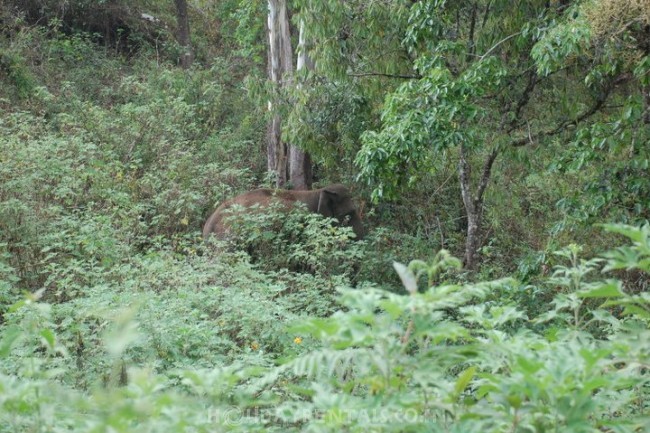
top-left (7, 0), bottom-right (170, 54)
top-left (2, 234), bottom-right (342, 389)
top-left (0, 48), bottom-right (36, 98)
top-left (263, 224), bottom-right (650, 432)
top-left (2, 224), bottom-right (649, 432)
top-left (0, 26), bottom-right (264, 291)
top-left (0, 218), bottom-right (650, 432)
top-left (216, 202), bottom-right (365, 278)
top-left (0, 248), bottom-right (21, 322)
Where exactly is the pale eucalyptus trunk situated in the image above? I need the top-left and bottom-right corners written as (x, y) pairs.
top-left (267, 0), bottom-right (295, 187)
top-left (267, 113), bottom-right (286, 185)
top-left (289, 20), bottom-right (314, 190)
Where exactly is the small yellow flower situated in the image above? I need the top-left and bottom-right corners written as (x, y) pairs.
top-left (251, 341), bottom-right (260, 350)
top-left (294, 337), bottom-right (303, 345)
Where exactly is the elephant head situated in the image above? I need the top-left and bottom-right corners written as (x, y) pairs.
top-left (202, 184), bottom-right (364, 240)
top-left (312, 184), bottom-right (364, 240)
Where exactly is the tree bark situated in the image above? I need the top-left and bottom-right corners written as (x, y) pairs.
top-left (267, 113), bottom-right (287, 185)
top-left (459, 145), bottom-right (498, 270)
top-left (289, 20), bottom-right (314, 190)
top-left (267, 0), bottom-right (293, 187)
top-left (174, 0), bottom-right (193, 69)
top-left (289, 148), bottom-right (312, 190)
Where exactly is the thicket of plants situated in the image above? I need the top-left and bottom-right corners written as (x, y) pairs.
top-left (1, 1), bottom-right (649, 431)
top-left (2, 222), bottom-right (649, 432)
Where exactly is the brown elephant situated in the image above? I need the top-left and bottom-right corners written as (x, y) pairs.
top-left (202, 184), bottom-right (364, 240)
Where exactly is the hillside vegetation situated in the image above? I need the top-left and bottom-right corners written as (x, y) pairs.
top-left (1, 1), bottom-right (649, 432)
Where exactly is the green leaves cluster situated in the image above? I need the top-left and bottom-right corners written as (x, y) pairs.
top-left (357, 53), bottom-right (505, 201)
top-left (0, 24), bottom-right (265, 293)
top-left (3, 224), bottom-right (649, 432)
top-left (272, 225), bottom-right (650, 432)
top-left (531, 9), bottom-right (592, 77)
top-left (217, 202), bottom-right (364, 277)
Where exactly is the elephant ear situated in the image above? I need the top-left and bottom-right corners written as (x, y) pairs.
top-left (317, 188), bottom-right (337, 217)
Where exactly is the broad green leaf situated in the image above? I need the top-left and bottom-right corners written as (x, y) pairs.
top-left (622, 304), bottom-right (650, 319)
top-left (378, 299), bottom-right (405, 319)
top-left (516, 356), bottom-right (543, 375)
top-left (0, 325), bottom-right (21, 358)
top-left (602, 224), bottom-right (646, 244)
top-left (579, 348), bottom-right (611, 370)
top-left (40, 328), bottom-right (56, 350)
top-left (578, 281), bottom-right (624, 298)
top-left (506, 393), bottom-right (523, 409)
top-left (453, 366), bottom-right (476, 396)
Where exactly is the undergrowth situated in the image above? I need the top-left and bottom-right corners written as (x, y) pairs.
top-left (1, 225), bottom-right (649, 432)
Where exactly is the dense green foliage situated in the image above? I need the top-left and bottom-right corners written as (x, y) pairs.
top-left (1, 1), bottom-right (649, 432)
top-left (2, 224), bottom-right (650, 431)
top-left (293, 0), bottom-right (649, 269)
top-left (214, 202), bottom-right (365, 275)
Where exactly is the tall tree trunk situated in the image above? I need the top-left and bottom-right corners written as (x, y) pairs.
top-left (290, 149), bottom-right (312, 190)
top-left (289, 20), bottom-right (314, 190)
top-left (458, 145), bottom-right (498, 270)
top-left (267, 4), bottom-right (282, 184)
top-left (267, 113), bottom-right (287, 185)
top-left (267, 0), bottom-right (293, 187)
top-left (174, 0), bottom-right (193, 69)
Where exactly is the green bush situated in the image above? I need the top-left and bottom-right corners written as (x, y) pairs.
top-left (0, 48), bottom-right (36, 98)
top-left (1, 225), bottom-right (649, 432)
top-left (2, 235), bottom-right (342, 388)
top-left (215, 202), bottom-right (365, 278)
top-left (0, 25), bottom-right (264, 292)
top-left (0, 247), bottom-right (21, 322)
top-left (260, 224), bottom-right (650, 432)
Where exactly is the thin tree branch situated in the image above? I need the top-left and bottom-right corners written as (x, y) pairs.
top-left (510, 85), bottom-right (612, 147)
top-left (436, 216), bottom-right (445, 248)
top-left (458, 144), bottom-right (474, 215)
top-left (479, 32), bottom-right (521, 60)
top-left (507, 70), bottom-right (539, 132)
top-left (527, 121), bottom-right (534, 144)
top-left (432, 171), bottom-right (456, 196)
